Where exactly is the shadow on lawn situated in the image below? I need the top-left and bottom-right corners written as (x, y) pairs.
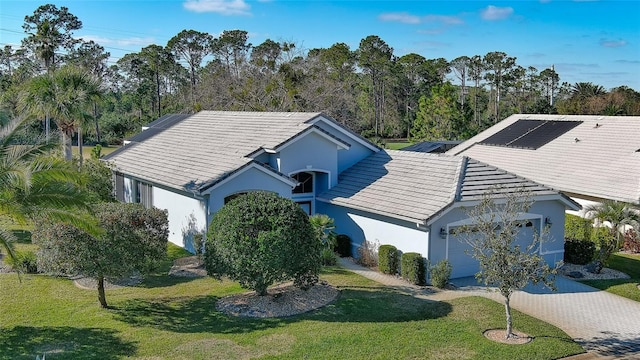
top-left (0, 326), bottom-right (136, 360)
top-left (112, 288), bottom-right (452, 334)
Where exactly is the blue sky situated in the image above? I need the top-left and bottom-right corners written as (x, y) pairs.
top-left (1, 0), bottom-right (639, 90)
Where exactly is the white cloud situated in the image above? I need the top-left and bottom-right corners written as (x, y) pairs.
top-left (600, 39), bottom-right (627, 48)
top-left (480, 5), bottom-right (514, 21)
top-left (378, 12), bottom-right (421, 24)
top-left (80, 35), bottom-right (155, 47)
top-left (424, 14), bottom-right (464, 25)
top-left (183, 0), bottom-right (251, 16)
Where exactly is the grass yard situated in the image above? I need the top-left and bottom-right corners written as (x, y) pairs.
top-left (71, 145), bottom-right (119, 159)
top-left (580, 252), bottom-right (640, 302)
top-left (0, 246), bottom-right (584, 360)
top-left (384, 141), bottom-right (412, 150)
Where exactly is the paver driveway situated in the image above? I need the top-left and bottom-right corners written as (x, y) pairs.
top-left (337, 258), bottom-right (640, 358)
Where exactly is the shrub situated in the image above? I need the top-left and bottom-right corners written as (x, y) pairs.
top-left (401, 252), bottom-right (426, 285)
top-left (335, 234), bottom-right (352, 257)
top-left (5, 250), bottom-right (38, 273)
top-left (564, 239), bottom-right (596, 265)
top-left (204, 191), bottom-right (321, 295)
top-left (565, 214), bottom-right (593, 241)
top-left (623, 229), bottom-right (640, 253)
top-left (593, 227), bottom-right (617, 266)
top-left (321, 247), bottom-right (338, 266)
top-left (429, 259), bottom-right (452, 288)
top-left (356, 239), bottom-right (379, 268)
top-left (378, 244), bottom-right (398, 275)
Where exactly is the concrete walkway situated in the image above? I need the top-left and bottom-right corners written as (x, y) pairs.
top-left (337, 258), bottom-right (640, 359)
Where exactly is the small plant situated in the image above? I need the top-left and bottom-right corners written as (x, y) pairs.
top-left (356, 239), bottom-right (379, 268)
top-left (321, 247), bottom-right (338, 266)
top-left (429, 259), bottom-right (452, 288)
top-left (564, 239), bottom-right (596, 265)
top-left (91, 144), bottom-right (102, 159)
top-left (378, 244), bottom-right (399, 275)
top-left (401, 252), bottom-right (426, 285)
top-left (335, 234), bottom-right (352, 257)
top-left (5, 249), bottom-right (38, 273)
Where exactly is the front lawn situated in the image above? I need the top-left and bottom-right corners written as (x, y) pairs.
top-left (580, 252), bottom-right (640, 302)
top-left (0, 252), bottom-right (584, 359)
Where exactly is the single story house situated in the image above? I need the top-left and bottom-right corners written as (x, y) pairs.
top-left (104, 111), bottom-right (579, 279)
top-left (446, 114), bottom-right (640, 213)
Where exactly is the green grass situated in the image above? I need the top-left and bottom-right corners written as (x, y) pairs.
top-left (580, 252), bottom-right (640, 301)
top-left (0, 258), bottom-right (583, 359)
top-left (71, 145), bottom-right (119, 159)
top-left (384, 141), bottom-right (412, 150)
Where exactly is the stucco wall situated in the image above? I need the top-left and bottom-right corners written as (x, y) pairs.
top-left (311, 118), bottom-right (377, 174)
top-left (152, 186), bottom-right (206, 252)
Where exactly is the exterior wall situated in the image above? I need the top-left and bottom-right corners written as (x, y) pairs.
top-left (152, 185), bottom-right (207, 252)
top-left (312, 118), bottom-right (376, 174)
top-left (278, 132), bottom-right (339, 186)
top-left (430, 199), bottom-right (568, 278)
top-left (318, 202), bottom-right (429, 261)
top-left (207, 166), bottom-right (294, 219)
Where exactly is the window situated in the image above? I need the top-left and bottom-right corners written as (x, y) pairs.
top-left (138, 182), bottom-right (153, 208)
top-left (114, 173), bottom-right (124, 202)
top-left (224, 192), bottom-right (247, 204)
top-left (292, 172), bottom-right (313, 194)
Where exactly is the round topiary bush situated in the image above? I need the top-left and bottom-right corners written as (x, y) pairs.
top-left (204, 191), bottom-right (322, 295)
top-left (378, 244), bottom-right (398, 275)
top-left (401, 252), bottom-right (426, 286)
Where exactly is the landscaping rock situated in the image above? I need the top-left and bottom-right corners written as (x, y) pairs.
top-left (586, 261), bottom-right (604, 274)
top-left (566, 271), bottom-right (584, 279)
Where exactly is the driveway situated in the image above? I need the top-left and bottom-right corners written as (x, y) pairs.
top-left (450, 276), bottom-right (640, 358)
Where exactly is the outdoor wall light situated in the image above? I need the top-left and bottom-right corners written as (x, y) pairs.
top-left (439, 227), bottom-right (447, 239)
top-left (545, 217), bottom-right (553, 226)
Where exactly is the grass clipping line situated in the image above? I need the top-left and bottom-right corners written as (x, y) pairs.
top-left (216, 281), bottom-right (339, 318)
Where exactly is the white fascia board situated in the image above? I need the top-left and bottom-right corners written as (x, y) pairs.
top-left (308, 116), bottom-right (379, 152)
top-left (199, 162), bottom-right (297, 195)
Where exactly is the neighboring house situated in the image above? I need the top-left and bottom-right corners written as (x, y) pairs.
top-left (447, 114), bottom-right (640, 213)
top-left (105, 111), bottom-right (579, 279)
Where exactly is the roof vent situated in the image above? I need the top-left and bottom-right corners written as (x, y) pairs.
top-left (594, 123), bottom-right (601, 128)
top-left (574, 138), bottom-right (580, 143)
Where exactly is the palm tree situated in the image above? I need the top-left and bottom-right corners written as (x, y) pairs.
top-left (584, 200), bottom-right (640, 249)
top-left (19, 66), bottom-right (103, 162)
top-left (0, 117), bottom-right (96, 264)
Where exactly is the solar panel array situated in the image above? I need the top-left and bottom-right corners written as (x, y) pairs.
top-left (479, 119), bottom-right (582, 150)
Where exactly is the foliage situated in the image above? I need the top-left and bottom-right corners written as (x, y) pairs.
top-left (204, 191), bottom-right (321, 296)
top-left (309, 213), bottom-right (337, 249)
top-left (400, 252), bottom-right (426, 285)
top-left (377, 244), bottom-right (399, 275)
top-left (429, 259), bottom-right (452, 289)
top-left (0, 118), bottom-right (97, 266)
top-left (565, 214), bottom-right (593, 242)
top-left (411, 82), bottom-right (464, 141)
top-left (335, 234), bottom-right (352, 257)
top-left (356, 239), bottom-right (379, 268)
top-left (90, 144), bottom-right (102, 159)
top-left (33, 202), bottom-right (169, 308)
top-left (76, 157), bottom-right (114, 202)
top-left (623, 229), bottom-right (640, 253)
top-left (457, 187), bottom-right (559, 339)
top-left (320, 247), bottom-right (338, 266)
top-left (563, 239), bottom-right (595, 265)
top-left (584, 200), bottom-right (640, 250)
top-left (580, 253), bottom-right (640, 302)
top-left (3, 248), bottom-right (38, 273)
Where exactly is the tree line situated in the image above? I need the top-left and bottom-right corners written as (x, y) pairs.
top-left (1, 4), bottom-right (639, 147)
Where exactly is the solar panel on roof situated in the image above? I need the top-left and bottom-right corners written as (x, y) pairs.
top-left (478, 119), bottom-right (582, 150)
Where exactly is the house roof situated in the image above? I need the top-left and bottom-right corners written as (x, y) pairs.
top-left (317, 150), bottom-right (572, 224)
top-left (448, 114), bottom-right (640, 204)
top-left (104, 111), bottom-right (367, 193)
top-left (401, 140), bottom-right (462, 153)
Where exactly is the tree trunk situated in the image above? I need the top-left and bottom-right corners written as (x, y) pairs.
top-left (78, 127), bottom-right (83, 166)
top-left (62, 131), bottom-right (73, 161)
top-left (504, 295), bottom-right (513, 338)
top-left (97, 276), bottom-right (108, 308)
top-left (93, 102), bottom-right (101, 144)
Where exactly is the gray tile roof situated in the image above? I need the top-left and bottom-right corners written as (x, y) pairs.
top-left (448, 114), bottom-right (640, 204)
top-left (401, 140), bottom-right (462, 153)
top-left (106, 111), bottom-right (325, 191)
top-left (317, 150), bottom-right (564, 224)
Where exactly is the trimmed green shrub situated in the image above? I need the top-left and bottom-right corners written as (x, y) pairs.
top-left (565, 214), bottom-right (593, 241)
top-left (378, 244), bottom-right (399, 275)
top-left (4, 250), bottom-right (38, 273)
top-left (401, 252), bottom-right (426, 285)
top-left (429, 259), bottom-right (452, 288)
top-left (564, 239), bottom-right (596, 265)
top-left (321, 247), bottom-right (338, 266)
top-left (335, 234), bottom-right (352, 257)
